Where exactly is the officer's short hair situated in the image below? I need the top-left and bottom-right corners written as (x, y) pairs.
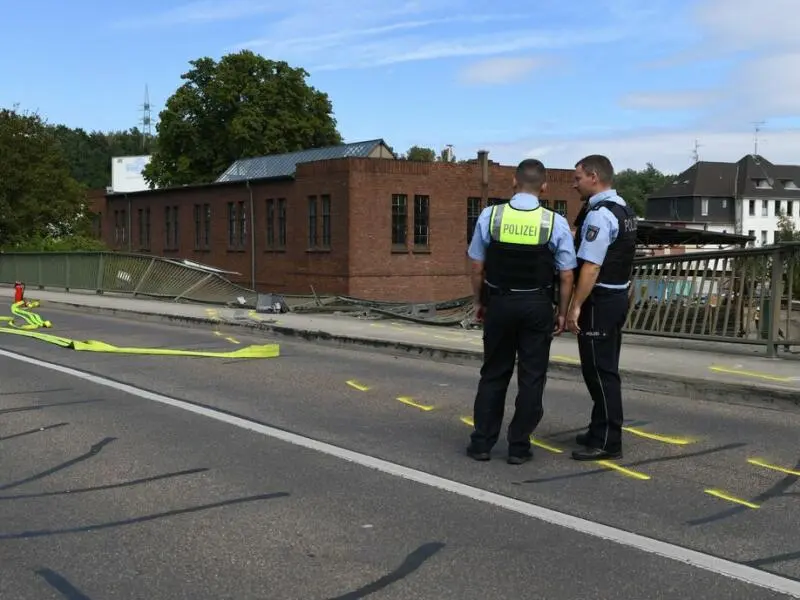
top-left (515, 159), bottom-right (546, 189)
top-left (575, 154), bottom-right (614, 184)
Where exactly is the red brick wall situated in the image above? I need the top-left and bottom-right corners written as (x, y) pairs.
top-left (346, 158), bottom-right (582, 301)
top-left (100, 156), bottom-right (582, 302)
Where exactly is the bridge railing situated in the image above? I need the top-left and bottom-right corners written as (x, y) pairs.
top-left (625, 242), bottom-right (800, 356)
top-left (0, 251), bottom-right (258, 307)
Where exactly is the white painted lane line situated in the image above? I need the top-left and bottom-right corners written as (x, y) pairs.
top-left (1, 347), bottom-right (798, 598)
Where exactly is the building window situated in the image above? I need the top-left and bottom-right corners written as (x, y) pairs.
top-left (554, 200), bottom-right (567, 216)
top-left (701, 197), bottom-right (709, 216)
top-left (788, 201), bottom-right (794, 217)
top-left (540, 198), bottom-right (551, 209)
top-left (748, 229), bottom-right (755, 247)
top-left (721, 198), bottom-right (727, 208)
top-left (164, 206), bottom-right (178, 249)
top-left (467, 197), bottom-right (481, 243)
top-left (278, 198), bottom-right (287, 247)
top-left (761, 230), bottom-right (768, 245)
top-left (227, 201), bottom-right (246, 249)
top-left (266, 198), bottom-right (275, 248)
top-left (92, 213), bottom-right (102, 239)
top-left (749, 200), bottom-right (755, 216)
top-left (321, 194), bottom-right (331, 248)
top-left (308, 195), bottom-right (317, 248)
top-left (762, 200), bottom-right (768, 217)
top-left (193, 204), bottom-right (210, 250)
top-left (114, 210), bottom-right (126, 245)
top-left (138, 208), bottom-right (150, 249)
top-left (413, 195), bottom-right (430, 248)
top-left (392, 193), bottom-right (408, 247)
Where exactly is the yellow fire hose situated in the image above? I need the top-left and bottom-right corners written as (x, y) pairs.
top-left (0, 300), bottom-right (280, 358)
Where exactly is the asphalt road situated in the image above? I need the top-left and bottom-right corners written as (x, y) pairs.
top-left (1, 305), bottom-right (800, 599)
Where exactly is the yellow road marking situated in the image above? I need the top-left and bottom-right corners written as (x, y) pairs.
top-left (530, 437), bottom-right (563, 454)
top-left (622, 427), bottom-right (693, 445)
top-left (460, 416), bottom-right (474, 427)
top-left (595, 460), bottom-right (651, 480)
top-left (551, 354), bottom-right (581, 364)
top-left (704, 489), bottom-right (759, 509)
top-left (213, 331), bottom-right (222, 336)
top-left (396, 396), bottom-right (435, 411)
top-left (748, 458), bottom-right (800, 477)
top-left (225, 337), bottom-right (240, 345)
top-left (709, 366), bottom-right (792, 383)
top-left (346, 380), bottom-right (370, 392)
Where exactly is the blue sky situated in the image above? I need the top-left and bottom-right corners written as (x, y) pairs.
top-left (1, 0), bottom-right (798, 173)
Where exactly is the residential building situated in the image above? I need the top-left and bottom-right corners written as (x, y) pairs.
top-left (92, 139), bottom-right (583, 302)
top-left (646, 155), bottom-right (800, 248)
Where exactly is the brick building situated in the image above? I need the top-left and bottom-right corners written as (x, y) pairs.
top-left (93, 139), bottom-right (583, 302)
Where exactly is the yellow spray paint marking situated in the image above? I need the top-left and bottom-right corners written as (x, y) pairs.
top-left (704, 489), bottom-right (759, 509)
top-left (460, 416), bottom-right (475, 427)
top-left (530, 437), bottom-right (563, 454)
top-left (225, 337), bottom-right (240, 345)
top-left (595, 460), bottom-right (651, 481)
top-left (551, 355), bottom-right (581, 364)
top-left (346, 380), bottom-right (370, 392)
top-left (622, 427), bottom-right (693, 446)
top-left (396, 396), bottom-right (435, 411)
top-left (748, 458), bottom-right (800, 477)
top-left (709, 365), bottom-right (792, 383)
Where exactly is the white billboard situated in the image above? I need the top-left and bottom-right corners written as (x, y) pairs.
top-left (111, 155), bottom-right (156, 193)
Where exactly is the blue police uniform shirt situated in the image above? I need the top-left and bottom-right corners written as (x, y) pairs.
top-left (577, 188), bottom-right (629, 289)
top-left (467, 193), bottom-right (578, 285)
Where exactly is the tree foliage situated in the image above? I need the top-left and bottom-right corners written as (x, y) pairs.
top-left (50, 125), bottom-right (150, 189)
top-left (0, 107), bottom-right (93, 248)
top-left (401, 145), bottom-right (457, 162)
top-left (613, 162), bottom-right (675, 216)
top-left (143, 50), bottom-right (343, 188)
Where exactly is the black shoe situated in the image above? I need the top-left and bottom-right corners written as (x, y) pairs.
top-left (507, 451), bottom-right (533, 465)
top-left (467, 446), bottom-right (491, 461)
top-left (571, 447), bottom-right (622, 461)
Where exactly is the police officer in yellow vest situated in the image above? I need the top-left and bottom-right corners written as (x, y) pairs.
top-left (466, 159), bottom-right (577, 464)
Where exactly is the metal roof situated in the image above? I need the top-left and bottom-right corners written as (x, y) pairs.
top-left (216, 139), bottom-right (391, 182)
top-left (636, 221), bottom-right (753, 246)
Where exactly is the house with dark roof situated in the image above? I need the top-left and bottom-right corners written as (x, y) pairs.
top-left (646, 154), bottom-right (800, 246)
top-left (94, 139), bottom-right (583, 302)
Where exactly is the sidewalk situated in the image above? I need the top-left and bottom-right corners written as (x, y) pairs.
top-left (2, 287), bottom-right (798, 407)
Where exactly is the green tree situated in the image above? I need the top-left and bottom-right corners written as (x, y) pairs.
top-left (403, 145), bottom-right (437, 162)
top-left (0, 107), bottom-right (91, 248)
top-left (613, 162), bottom-right (674, 216)
top-left (50, 125), bottom-right (151, 189)
top-left (143, 50), bottom-right (342, 188)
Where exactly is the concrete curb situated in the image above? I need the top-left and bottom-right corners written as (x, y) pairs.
top-left (33, 298), bottom-right (800, 410)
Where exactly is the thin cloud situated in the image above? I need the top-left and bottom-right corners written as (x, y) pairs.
top-left (459, 57), bottom-right (551, 85)
top-left (619, 91), bottom-right (719, 110)
top-left (112, 0), bottom-right (278, 28)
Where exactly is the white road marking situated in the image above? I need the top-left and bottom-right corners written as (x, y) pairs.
top-left (1, 347), bottom-right (798, 598)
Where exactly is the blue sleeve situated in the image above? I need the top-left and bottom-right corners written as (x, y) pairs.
top-left (548, 214), bottom-right (578, 271)
top-left (577, 208), bottom-right (618, 265)
top-left (467, 207), bottom-right (493, 261)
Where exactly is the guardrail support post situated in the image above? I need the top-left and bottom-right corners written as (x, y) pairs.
top-left (766, 247), bottom-right (784, 357)
top-left (133, 258), bottom-right (157, 297)
top-left (95, 253), bottom-right (105, 295)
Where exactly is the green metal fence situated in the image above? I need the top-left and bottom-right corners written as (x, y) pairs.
top-left (626, 242), bottom-right (800, 356)
top-left (0, 251), bottom-right (258, 307)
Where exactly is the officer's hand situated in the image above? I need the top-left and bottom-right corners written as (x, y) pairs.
top-left (553, 315), bottom-right (566, 336)
top-left (474, 303), bottom-right (485, 323)
top-left (567, 306), bottom-right (581, 334)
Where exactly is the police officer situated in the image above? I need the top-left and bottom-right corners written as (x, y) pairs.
top-left (567, 154), bottom-right (638, 461)
top-left (466, 159), bottom-right (577, 465)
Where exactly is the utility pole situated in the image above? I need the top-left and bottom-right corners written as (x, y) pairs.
top-left (691, 139), bottom-right (702, 163)
top-left (140, 84), bottom-right (152, 152)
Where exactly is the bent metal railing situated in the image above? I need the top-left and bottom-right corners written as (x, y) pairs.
top-left (0, 251), bottom-right (258, 307)
top-left (625, 242), bottom-right (800, 356)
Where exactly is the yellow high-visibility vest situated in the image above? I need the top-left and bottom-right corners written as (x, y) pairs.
top-left (489, 204), bottom-right (555, 245)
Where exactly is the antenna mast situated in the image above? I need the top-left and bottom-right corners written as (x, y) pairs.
top-left (751, 120), bottom-right (765, 156)
top-left (140, 84), bottom-right (152, 152)
top-left (691, 139), bottom-right (702, 163)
